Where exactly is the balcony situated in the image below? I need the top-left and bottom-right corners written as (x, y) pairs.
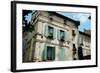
top-left (60, 36), bottom-right (65, 42)
top-left (47, 33), bottom-right (53, 39)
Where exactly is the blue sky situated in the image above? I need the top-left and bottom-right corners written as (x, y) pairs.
top-left (24, 12), bottom-right (32, 24)
top-left (24, 11), bottom-right (91, 32)
top-left (57, 12), bottom-right (91, 32)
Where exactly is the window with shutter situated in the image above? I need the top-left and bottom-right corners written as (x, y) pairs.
top-left (57, 29), bottom-right (66, 42)
top-left (47, 26), bottom-right (54, 39)
top-left (60, 30), bottom-right (65, 42)
top-left (42, 45), bottom-right (55, 61)
top-left (47, 47), bottom-right (55, 60)
top-left (44, 23), bottom-right (55, 40)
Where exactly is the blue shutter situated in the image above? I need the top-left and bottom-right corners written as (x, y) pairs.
top-left (44, 23), bottom-right (48, 37)
top-left (65, 31), bottom-right (70, 41)
top-left (53, 28), bottom-right (56, 39)
top-left (42, 44), bottom-right (47, 61)
top-left (57, 29), bottom-right (60, 40)
top-left (52, 47), bottom-right (55, 60)
top-left (65, 31), bottom-right (67, 41)
top-left (59, 48), bottom-right (65, 61)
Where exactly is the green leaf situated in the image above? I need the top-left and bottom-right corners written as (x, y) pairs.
top-left (29, 25), bottom-right (34, 32)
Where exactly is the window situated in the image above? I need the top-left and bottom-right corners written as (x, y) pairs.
top-left (72, 30), bottom-right (76, 36)
top-left (47, 46), bottom-right (55, 60)
top-left (60, 30), bottom-right (65, 41)
top-left (42, 46), bottom-right (55, 61)
top-left (44, 23), bottom-right (56, 40)
top-left (48, 26), bottom-right (54, 39)
top-left (57, 29), bottom-right (67, 42)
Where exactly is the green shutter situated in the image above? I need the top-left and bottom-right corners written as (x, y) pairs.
top-left (42, 44), bottom-right (47, 61)
top-left (52, 48), bottom-right (55, 60)
top-left (65, 31), bottom-right (70, 41)
top-left (65, 31), bottom-right (67, 41)
top-left (44, 23), bottom-right (48, 37)
top-left (57, 29), bottom-right (60, 40)
top-left (59, 48), bottom-right (65, 61)
top-left (53, 28), bottom-right (56, 39)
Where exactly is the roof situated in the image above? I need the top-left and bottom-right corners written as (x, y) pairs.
top-left (84, 29), bottom-right (91, 35)
top-left (48, 11), bottom-right (80, 26)
top-left (79, 31), bottom-right (91, 37)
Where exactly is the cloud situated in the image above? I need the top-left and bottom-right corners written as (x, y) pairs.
top-left (57, 12), bottom-right (91, 32)
top-left (72, 13), bottom-right (90, 23)
top-left (58, 12), bottom-right (90, 23)
top-left (74, 13), bottom-right (91, 32)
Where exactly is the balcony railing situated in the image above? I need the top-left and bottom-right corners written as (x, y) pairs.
top-left (60, 36), bottom-right (65, 42)
top-left (47, 33), bottom-right (53, 39)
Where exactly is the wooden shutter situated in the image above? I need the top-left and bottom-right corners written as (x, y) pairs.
top-left (65, 31), bottom-right (70, 41)
top-left (42, 44), bottom-right (47, 61)
top-left (59, 48), bottom-right (65, 61)
top-left (57, 29), bottom-right (60, 40)
top-left (52, 47), bottom-right (55, 60)
top-left (65, 31), bottom-right (67, 41)
top-left (53, 28), bottom-right (56, 39)
top-left (44, 23), bottom-right (48, 37)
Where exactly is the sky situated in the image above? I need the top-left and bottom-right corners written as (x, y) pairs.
top-left (57, 12), bottom-right (91, 32)
top-left (24, 11), bottom-right (91, 32)
top-left (24, 12), bottom-right (32, 24)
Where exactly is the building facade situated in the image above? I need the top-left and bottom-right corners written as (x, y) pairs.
top-left (78, 30), bottom-right (91, 60)
top-left (23, 11), bottom-right (90, 62)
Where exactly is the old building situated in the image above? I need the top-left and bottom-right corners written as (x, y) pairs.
top-left (23, 11), bottom-right (92, 62)
top-left (78, 30), bottom-right (91, 60)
